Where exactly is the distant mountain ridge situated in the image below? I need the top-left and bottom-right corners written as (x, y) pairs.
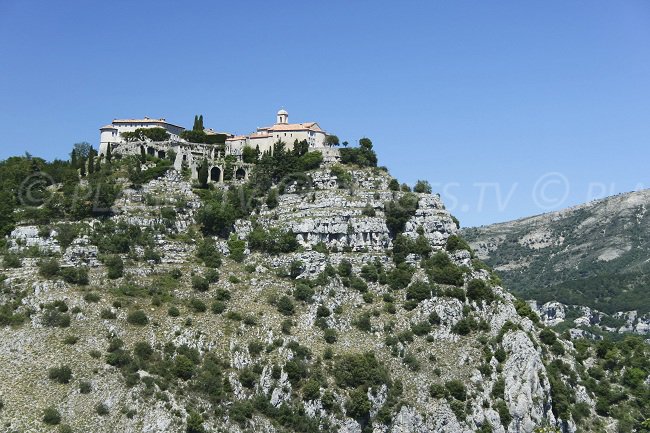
top-left (462, 189), bottom-right (650, 317)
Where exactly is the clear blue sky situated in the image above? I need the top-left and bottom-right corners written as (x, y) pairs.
top-left (1, 1), bottom-right (649, 227)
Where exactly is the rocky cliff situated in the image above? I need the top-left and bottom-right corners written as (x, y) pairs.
top-left (0, 166), bottom-right (643, 433)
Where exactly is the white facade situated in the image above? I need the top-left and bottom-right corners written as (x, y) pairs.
top-left (99, 117), bottom-right (185, 157)
top-left (226, 109), bottom-right (328, 155)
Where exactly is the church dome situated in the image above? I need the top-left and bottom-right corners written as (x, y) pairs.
top-left (277, 109), bottom-right (288, 115)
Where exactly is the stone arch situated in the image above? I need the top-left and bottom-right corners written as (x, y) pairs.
top-left (210, 167), bottom-right (222, 183)
top-left (147, 146), bottom-right (156, 156)
top-left (158, 150), bottom-right (166, 159)
top-left (235, 167), bottom-right (246, 180)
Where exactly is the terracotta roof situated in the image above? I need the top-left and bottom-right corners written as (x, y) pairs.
top-left (264, 122), bottom-right (324, 132)
top-left (226, 135), bottom-right (248, 141)
top-left (100, 124), bottom-right (117, 130)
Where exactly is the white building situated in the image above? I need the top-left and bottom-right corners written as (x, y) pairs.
top-left (226, 109), bottom-right (328, 155)
top-left (99, 117), bottom-right (185, 158)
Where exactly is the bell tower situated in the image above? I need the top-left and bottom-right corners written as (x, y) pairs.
top-left (276, 109), bottom-right (288, 124)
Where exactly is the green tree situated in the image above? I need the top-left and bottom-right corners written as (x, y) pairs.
top-left (197, 159), bottom-right (208, 188)
top-left (414, 180), bottom-right (432, 194)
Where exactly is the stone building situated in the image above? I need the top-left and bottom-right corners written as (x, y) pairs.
top-left (99, 117), bottom-right (185, 158)
top-left (225, 109), bottom-right (328, 154)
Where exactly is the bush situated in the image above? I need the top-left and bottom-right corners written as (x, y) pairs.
top-left (384, 193), bottom-right (419, 237)
top-left (83, 292), bottom-right (100, 303)
top-left (346, 387), bottom-right (371, 419)
top-left (354, 313), bottom-right (372, 332)
top-left (126, 310), bottom-right (148, 326)
top-left (186, 410), bottom-right (206, 433)
top-left (210, 301), bottom-right (226, 314)
top-left (293, 282), bottom-right (314, 302)
top-left (196, 239), bottom-right (222, 268)
top-left (39, 258), bottom-right (60, 278)
top-left (335, 352), bottom-right (389, 389)
top-left (337, 259), bottom-right (352, 277)
top-left (495, 399), bottom-right (512, 428)
top-left (446, 235), bottom-right (472, 253)
top-left (277, 296), bottom-right (295, 316)
top-left (189, 298), bottom-right (207, 313)
top-left (406, 281), bottom-right (434, 303)
top-left (324, 328), bottom-right (337, 344)
top-left (43, 406), bottom-right (61, 425)
top-left (227, 235), bottom-right (246, 262)
top-left (173, 355), bottom-right (195, 380)
top-left (539, 328), bottom-right (557, 346)
top-left (3, 253), bottom-right (22, 268)
top-left (466, 279), bottom-right (495, 303)
top-left (429, 383), bottom-right (448, 398)
top-left (414, 180), bottom-right (432, 194)
top-left (48, 365), bottom-right (72, 384)
top-left (79, 381), bottom-right (92, 394)
top-left (105, 255), bottom-right (124, 279)
top-left (289, 260), bottom-right (303, 279)
top-left (445, 380), bottom-right (467, 401)
top-left (191, 276), bottom-right (209, 292)
top-left (95, 403), bottom-right (109, 415)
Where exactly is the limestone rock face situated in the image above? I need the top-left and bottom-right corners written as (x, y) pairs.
top-left (240, 169), bottom-right (458, 253)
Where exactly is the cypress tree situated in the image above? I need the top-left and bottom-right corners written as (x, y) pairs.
top-left (198, 115), bottom-right (204, 130)
top-left (140, 146), bottom-right (146, 163)
top-left (198, 159), bottom-right (209, 188)
top-left (106, 144), bottom-right (112, 163)
top-left (88, 149), bottom-right (95, 175)
top-left (79, 158), bottom-right (87, 177)
top-left (70, 149), bottom-right (78, 168)
top-left (193, 115), bottom-right (199, 131)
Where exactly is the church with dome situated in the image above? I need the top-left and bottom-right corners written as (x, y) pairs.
top-left (225, 109), bottom-right (328, 155)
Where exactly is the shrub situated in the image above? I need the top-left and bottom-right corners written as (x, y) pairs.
top-left (63, 335), bottom-right (79, 345)
top-left (362, 203), bottom-right (376, 217)
top-left (495, 399), bottom-right (512, 428)
top-left (293, 282), bottom-right (314, 302)
top-left (79, 381), bottom-right (91, 394)
top-left (289, 260), bottom-right (304, 279)
top-left (48, 365), bottom-right (72, 384)
top-left (239, 368), bottom-right (257, 389)
top-left (39, 259), bottom-right (60, 278)
top-left (227, 235), bottom-right (246, 262)
top-left (100, 308), bottom-right (116, 319)
top-left (324, 328), bottom-right (337, 344)
top-left (414, 180), bottom-right (432, 194)
top-left (42, 310), bottom-right (71, 328)
top-left (3, 253), bottom-right (22, 268)
top-left (277, 296), bottom-right (295, 316)
top-left (411, 321), bottom-right (432, 336)
top-left (445, 380), bottom-right (467, 401)
top-left (387, 263), bottom-right (414, 290)
top-left (210, 301), bottom-right (226, 314)
top-left (126, 310), bottom-right (148, 326)
top-left (346, 387), bottom-right (371, 419)
top-left (406, 281), bottom-right (433, 303)
top-left (95, 403), bottom-right (109, 415)
top-left (446, 235), bottom-right (472, 253)
top-left (173, 355), bottom-right (195, 380)
top-left (384, 193), bottom-right (419, 236)
top-left (191, 276), bottom-right (209, 292)
top-left (338, 259), bottom-right (352, 277)
top-left (43, 406), bottom-right (61, 425)
top-left (354, 313), bottom-right (372, 332)
top-left (491, 378), bottom-right (505, 399)
top-left (189, 298), bottom-right (207, 313)
top-left (196, 239), bottom-right (222, 268)
top-left (467, 279), bottom-right (495, 303)
top-left (335, 352), bottom-right (389, 389)
top-left (429, 383), bottom-right (448, 398)
top-left (105, 255), bottom-right (124, 279)
top-left (539, 328), bottom-right (557, 346)
top-left (186, 410), bottom-right (206, 433)
top-left (83, 292), bottom-right (100, 303)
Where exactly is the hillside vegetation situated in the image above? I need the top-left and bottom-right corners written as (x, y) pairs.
top-left (0, 140), bottom-right (648, 433)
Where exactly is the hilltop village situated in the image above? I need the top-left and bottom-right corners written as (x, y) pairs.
top-left (98, 110), bottom-right (340, 183)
